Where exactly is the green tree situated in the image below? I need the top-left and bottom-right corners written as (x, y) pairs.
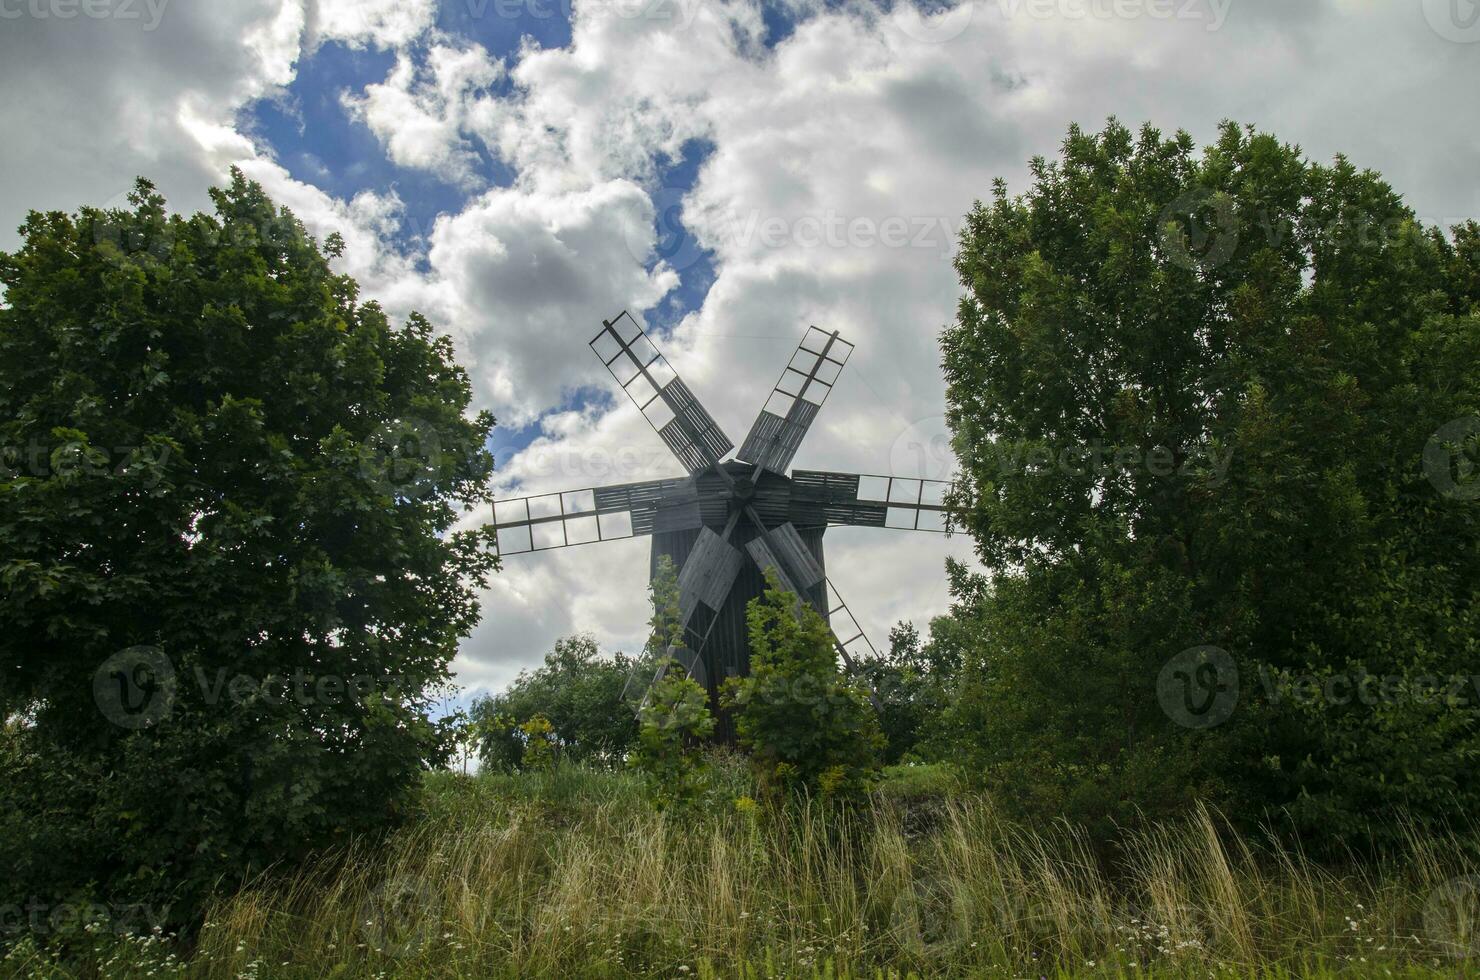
top-left (631, 665), bottom-right (715, 811)
top-left (648, 553), bottom-right (684, 653)
top-left (518, 714), bottom-right (558, 771)
top-left (940, 120), bottom-right (1480, 845)
top-left (469, 634), bottom-right (640, 768)
top-left (628, 554), bottom-right (714, 809)
top-left (724, 569), bottom-right (881, 801)
top-left (0, 173), bottom-right (497, 921)
top-left (844, 621), bottom-right (957, 765)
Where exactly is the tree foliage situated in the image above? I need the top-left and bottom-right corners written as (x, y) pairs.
top-left (0, 173), bottom-right (497, 920)
top-left (724, 569), bottom-right (881, 801)
top-left (469, 634), bottom-right (640, 769)
top-left (844, 620), bottom-right (959, 765)
top-left (518, 714), bottom-right (558, 771)
top-left (631, 662), bottom-right (716, 811)
top-left (627, 554), bottom-right (715, 809)
top-left (940, 120), bottom-right (1480, 845)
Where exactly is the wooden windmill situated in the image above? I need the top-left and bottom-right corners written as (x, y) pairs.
top-left (491, 311), bottom-right (949, 703)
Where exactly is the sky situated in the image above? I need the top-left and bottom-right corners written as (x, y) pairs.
top-left (2, 0), bottom-right (1478, 702)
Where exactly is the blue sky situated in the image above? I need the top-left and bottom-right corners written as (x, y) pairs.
top-left (240, 6), bottom-right (726, 468)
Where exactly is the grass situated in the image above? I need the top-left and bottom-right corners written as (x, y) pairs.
top-left (5, 759), bottom-right (1478, 978)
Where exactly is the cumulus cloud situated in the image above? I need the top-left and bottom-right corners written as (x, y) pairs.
top-left (0, 0), bottom-right (302, 241)
top-left (306, 0), bottom-right (439, 51)
top-left (343, 42), bottom-right (505, 189)
top-left (448, 0), bottom-right (1480, 689)
top-left (419, 179), bottom-right (678, 422)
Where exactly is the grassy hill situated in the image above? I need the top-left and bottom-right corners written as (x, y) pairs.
top-left (6, 759), bottom-right (1477, 978)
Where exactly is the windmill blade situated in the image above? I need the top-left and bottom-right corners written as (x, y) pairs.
top-left (736, 326), bottom-right (854, 474)
top-left (490, 476), bottom-right (701, 556)
top-left (591, 311), bottom-right (733, 474)
top-left (823, 577), bottom-right (883, 712)
top-left (790, 470), bottom-right (951, 532)
top-left (744, 521), bottom-right (825, 594)
top-left (622, 644), bottom-right (710, 717)
top-left (824, 577), bottom-right (878, 670)
top-left (677, 527), bottom-right (744, 625)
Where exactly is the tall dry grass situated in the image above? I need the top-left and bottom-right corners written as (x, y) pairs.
top-left (6, 763), bottom-right (1478, 978)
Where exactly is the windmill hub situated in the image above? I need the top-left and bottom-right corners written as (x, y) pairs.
top-left (731, 474), bottom-right (757, 501)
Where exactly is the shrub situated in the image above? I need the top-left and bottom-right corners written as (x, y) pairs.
top-left (630, 660), bottom-right (715, 811)
top-left (724, 569), bottom-right (882, 801)
top-left (469, 635), bottom-right (640, 768)
top-left (519, 715), bottom-right (559, 771)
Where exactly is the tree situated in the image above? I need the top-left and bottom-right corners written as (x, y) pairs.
top-left (0, 173), bottom-right (497, 922)
top-left (627, 554), bottom-right (715, 808)
top-left (518, 715), bottom-right (558, 771)
top-left (470, 557), bottom-right (692, 773)
top-left (724, 569), bottom-right (881, 801)
top-left (631, 664), bottom-right (716, 811)
top-left (940, 120), bottom-right (1480, 845)
top-left (843, 620), bottom-right (957, 765)
top-left (469, 634), bottom-right (640, 769)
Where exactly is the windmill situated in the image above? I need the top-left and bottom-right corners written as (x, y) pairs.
top-left (490, 310), bottom-right (949, 713)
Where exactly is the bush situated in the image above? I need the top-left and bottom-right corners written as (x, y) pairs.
top-left (845, 621), bottom-right (959, 764)
top-left (723, 569), bottom-right (882, 801)
top-left (469, 635), bottom-right (640, 769)
top-left (630, 659), bottom-right (715, 811)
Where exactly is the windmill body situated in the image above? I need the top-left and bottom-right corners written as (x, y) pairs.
top-left (652, 461), bottom-right (828, 696)
top-left (492, 311), bottom-right (949, 708)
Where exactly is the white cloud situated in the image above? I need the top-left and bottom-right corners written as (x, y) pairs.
top-left (343, 42), bottom-right (505, 189)
top-left (450, 0), bottom-right (1480, 688)
top-left (0, 0), bottom-right (302, 242)
top-left (306, 0), bottom-right (439, 50)
top-left (419, 179), bottom-right (678, 423)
